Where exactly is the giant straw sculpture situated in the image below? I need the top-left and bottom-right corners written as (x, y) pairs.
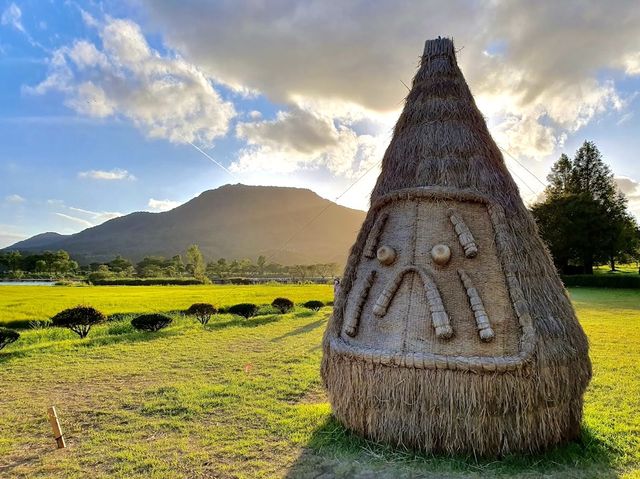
top-left (321, 37), bottom-right (591, 456)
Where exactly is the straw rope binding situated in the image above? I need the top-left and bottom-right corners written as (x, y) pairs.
top-left (363, 212), bottom-right (389, 258)
top-left (344, 269), bottom-right (377, 337)
top-left (448, 209), bottom-right (478, 258)
top-left (458, 268), bottom-right (495, 342)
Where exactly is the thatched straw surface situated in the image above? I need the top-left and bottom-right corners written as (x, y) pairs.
top-left (321, 37), bottom-right (591, 456)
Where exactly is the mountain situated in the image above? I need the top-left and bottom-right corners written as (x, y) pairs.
top-left (9, 232), bottom-right (67, 250)
top-left (4, 184), bottom-right (366, 265)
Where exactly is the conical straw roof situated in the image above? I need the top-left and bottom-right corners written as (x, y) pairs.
top-left (372, 37), bottom-right (518, 203)
top-left (321, 37), bottom-right (591, 456)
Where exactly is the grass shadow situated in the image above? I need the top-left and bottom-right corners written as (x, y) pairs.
top-left (205, 314), bottom-right (282, 332)
top-left (285, 417), bottom-right (619, 478)
top-left (271, 319), bottom-right (325, 342)
top-left (0, 312), bottom-right (285, 361)
top-left (0, 327), bottom-right (183, 362)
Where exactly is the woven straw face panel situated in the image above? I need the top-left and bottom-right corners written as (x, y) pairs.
top-left (342, 194), bottom-right (520, 359)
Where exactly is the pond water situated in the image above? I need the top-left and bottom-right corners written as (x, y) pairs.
top-left (0, 281), bottom-right (56, 286)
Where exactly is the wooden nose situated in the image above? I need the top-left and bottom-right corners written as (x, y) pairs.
top-left (376, 245), bottom-right (396, 265)
top-left (431, 244), bottom-right (451, 265)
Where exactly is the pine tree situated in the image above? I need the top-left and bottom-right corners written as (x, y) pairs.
top-left (546, 153), bottom-right (573, 198)
top-left (185, 244), bottom-right (207, 282)
top-left (533, 141), bottom-right (638, 273)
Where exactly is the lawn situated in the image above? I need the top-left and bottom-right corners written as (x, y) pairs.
top-left (0, 286), bottom-right (638, 478)
top-left (0, 284), bottom-right (334, 328)
top-left (594, 264), bottom-right (639, 275)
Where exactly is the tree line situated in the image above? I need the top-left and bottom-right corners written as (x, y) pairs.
top-left (0, 250), bottom-right (78, 278)
top-left (1, 244), bottom-right (340, 283)
top-left (532, 141), bottom-right (639, 274)
top-left (89, 247), bottom-right (339, 282)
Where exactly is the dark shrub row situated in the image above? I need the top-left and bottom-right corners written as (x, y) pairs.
top-left (0, 298), bottom-right (331, 349)
top-left (228, 303), bottom-right (259, 318)
top-left (561, 274), bottom-right (640, 289)
top-left (131, 314), bottom-right (172, 332)
top-left (271, 297), bottom-right (294, 313)
top-left (90, 278), bottom-right (204, 286)
top-left (51, 306), bottom-right (106, 338)
top-left (0, 327), bottom-right (20, 350)
top-left (186, 303), bottom-right (217, 325)
top-left (303, 300), bottom-right (324, 311)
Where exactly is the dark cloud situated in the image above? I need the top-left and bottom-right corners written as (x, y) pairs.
top-left (236, 106), bottom-right (338, 154)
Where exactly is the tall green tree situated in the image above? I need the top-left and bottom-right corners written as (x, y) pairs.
top-left (185, 244), bottom-right (206, 282)
top-left (532, 141), bottom-right (638, 273)
top-left (171, 255), bottom-right (185, 276)
top-left (0, 251), bottom-right (20, 272)
top-left (256, 255), bottom-right (266, 276)
top-left (108, 255), bottom-right (133, 274)
top-left (546, 153), bottom-right (573, 197)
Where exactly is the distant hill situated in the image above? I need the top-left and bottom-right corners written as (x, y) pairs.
top-left (5, 184), bottom-right (366, 265)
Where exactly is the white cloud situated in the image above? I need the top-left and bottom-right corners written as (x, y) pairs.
top-left (1, 3), bottom-right (24, 33)
top-left (67, 40), bottom-right (109, 70)
top-left (54, 205), bottom-right (123, 229)
top-left (615, 176), bottom-right (640, 220)
top-left (68, 207), bottom-right (123, 222)
top-left (237, 107), bottom-right (339, 155)
top-left (233, 104), bottom-right (389, 178)
top-left (79, 9), bottom-right (99, 28)
top-left (0, 233), bottom-right (27, 248)
top-left (5, 194), bottom-right (25, 204)
top-left (143, 1), bottom-right (640, 161)
top-left (54, 212), bottom-right (93, 228)
top-left (78, 168), bottom-right (135, 180)
top-left (148, 198), bottom-right (181, 212)
top-left (0, 225), bottom-right (27, 249)
top-left (1, 2), bottom-right (43, 49)
top-left (27, 17), bottom-right (236, 146)
top-left (624, 52), bottom-right (640, 76)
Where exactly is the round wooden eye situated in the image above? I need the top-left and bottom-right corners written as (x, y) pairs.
top-left (376, 245), bottom-right (396, 265)
top-left (431, 244), bottom-right (451, 265)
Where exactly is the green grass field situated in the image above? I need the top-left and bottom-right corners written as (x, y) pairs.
top-left (594, 264), bottom-right (639, 275)
top-left (0, 284), bottom-right (334, 328)
top-left (0, 285), bottom-right (638, 478)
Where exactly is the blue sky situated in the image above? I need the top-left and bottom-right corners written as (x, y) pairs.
top-left (1, 0), bottom-right (639, 247)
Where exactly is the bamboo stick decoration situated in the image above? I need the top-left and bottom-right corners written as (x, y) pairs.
top-left (448, 209), bottom-right (478, 258)
top-left (458, 269), bottom-right (495, 342)
top-left (344, 269), bottom-right (376, 337)
top-left (47, 406), bottom-right (66, 449)
top-left (363, 213), bottom-right (389, 258)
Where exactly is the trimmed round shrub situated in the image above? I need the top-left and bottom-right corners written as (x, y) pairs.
top-left (51, 306), bottom-right (106, 338)
top-left (131, 314), bottom-right (172, 332)
top-left (228, 303), bottom-right (259, 319)
top-left (0, 327), bottom-right (20, 351)
top-left (303, 300), bottom-right (325, 311)
top-left (271, 297), bottom-right (294, 314)
top-left (186, 303), bottom-right (217, 325)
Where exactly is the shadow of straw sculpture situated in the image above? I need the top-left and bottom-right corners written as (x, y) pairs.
top-left (283, 419), bottom-right (616, 479)
top-left (270, 319), bottom-right (326, 342)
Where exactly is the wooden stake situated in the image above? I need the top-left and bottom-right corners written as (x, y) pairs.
top-left (47, 406), bottom-right (66, 449)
